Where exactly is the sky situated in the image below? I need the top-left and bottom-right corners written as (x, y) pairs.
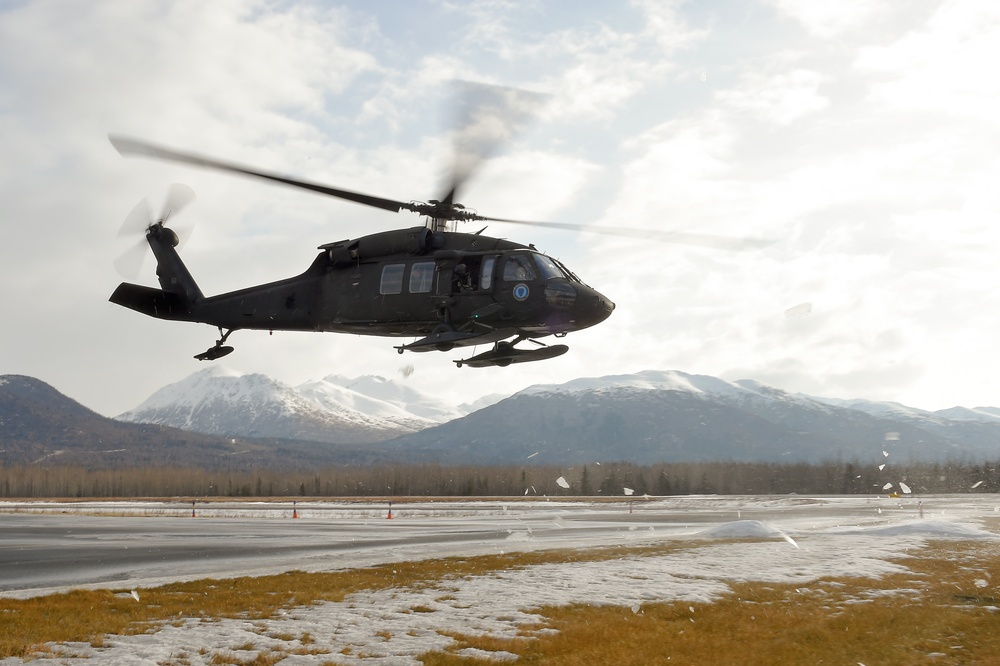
top-left (3, 0), bottom-right (1000, 417)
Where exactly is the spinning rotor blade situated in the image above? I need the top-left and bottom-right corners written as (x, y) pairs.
top-left (115, 197), bottom-right (154, 278)
top-left (441, 82), bottom-right (547, 207)
top-left (485, 217), bottom-right (774, 252)
top-left (109, 135), bottom-right (406, 214)
top-left (113, 184), bottom-right (198, 278)
top-left (114, 237), bottom-right (149, 278)
top-left (117, 197), bottom-right (153, 238)
top-left (110, 82), bottom-right (546, 225)
top-left (160, 183), bottom-right (195, 223)
top-left (109, 86), bottom-right (759, 252)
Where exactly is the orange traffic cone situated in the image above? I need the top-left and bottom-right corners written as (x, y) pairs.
top-left (387, 502), bottom-right (394, 519)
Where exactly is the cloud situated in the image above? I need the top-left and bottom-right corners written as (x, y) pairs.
top-left (767, 0), bottom-right (897, 39)
top-left (856, 1), bottom-right (1000, 120)
top-left (716, 68), bottom-right (829, 125)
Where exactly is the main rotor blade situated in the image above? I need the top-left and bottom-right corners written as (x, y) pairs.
top-left (109, 135), bottom-right (406, 214)
top-left (485, 217), bottom-right (774, 252)
top-left (441, 82), bottom-right (547, 207)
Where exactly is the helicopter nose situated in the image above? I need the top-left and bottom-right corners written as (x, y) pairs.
top-left (596, 292), bottom-right (615, 320)
top-left (576, 287), bottom-right (615, 329)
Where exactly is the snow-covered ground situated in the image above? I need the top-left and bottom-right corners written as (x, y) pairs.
top-left (2, 495), bottom-right (999, 664)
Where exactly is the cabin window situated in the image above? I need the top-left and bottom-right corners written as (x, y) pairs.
top-left (409, 261), bottom-right (435, 293)
top-left (380, 263), bottom-right (405, 294)
top-left (481, 256), bottom-right (496, 290)
top-left (503, 254), bottom-right (537, 281)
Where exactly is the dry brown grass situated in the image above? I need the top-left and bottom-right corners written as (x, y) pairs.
top-left (421, 541), bottom-right (1000, 665)
top-left (0, 543), bottom-right (683, 659)
top-left (6, 539), bottom-right (1000, 664)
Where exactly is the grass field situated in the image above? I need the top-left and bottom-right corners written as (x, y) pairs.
top-left (4, 536), bottom-right (1000, 665)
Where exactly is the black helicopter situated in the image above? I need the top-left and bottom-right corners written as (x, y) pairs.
top-left (108, 94), bottom-right (619, 367)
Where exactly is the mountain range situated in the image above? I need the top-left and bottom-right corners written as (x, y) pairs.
top-left (378, 370), bottom-right (1000, 464)
top-left (0, 374), bottom-right (391, 470)
top-left (115, 366), bottom-right (490, 444)
top-left (5, 368), bottom-right (1000, 468)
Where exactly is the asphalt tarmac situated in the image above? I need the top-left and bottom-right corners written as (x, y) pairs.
top-left (0, 495), bottom-right (959, 598)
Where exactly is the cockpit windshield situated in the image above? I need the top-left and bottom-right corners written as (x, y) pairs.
top-left (533, 253), bottom-right (568, 280)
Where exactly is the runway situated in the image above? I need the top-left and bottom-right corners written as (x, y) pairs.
top-left (0, 494), bottom-right (965, 598)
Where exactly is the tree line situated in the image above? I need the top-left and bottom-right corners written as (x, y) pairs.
top-left (1, 459), bottom-right (997, 498)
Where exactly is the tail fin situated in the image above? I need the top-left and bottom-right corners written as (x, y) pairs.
top-left (109, 226), bottom-right (203, 321)
top-left (148, 227), bottom-right (203, 303)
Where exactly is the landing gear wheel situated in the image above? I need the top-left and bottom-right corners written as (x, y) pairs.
top-left (195, 327), bottom-right (237, 361)
top-left (432, 323), bottom-right (457, 352)
top-left (493, 341), bottom-right (513, 366)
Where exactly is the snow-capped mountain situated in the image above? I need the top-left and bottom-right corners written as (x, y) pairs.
top-left (116, 367), bottom-right (467, 444)
top-left (0, 374), bottom-right (394, 469)
top-left (298, 375), bottom-right (468, 423)
top-left (934, 406), bottom-right (1000, 423)
top-left (521, 370), bottom-right (822, 409)
top-left (383, 369), bottom-right (1000, 465)
top-left (11, 367), bottom-right (1000, 467)
top-left (112, 367), bottom-right (1000, 465)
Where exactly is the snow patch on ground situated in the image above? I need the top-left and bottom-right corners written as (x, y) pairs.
top-left (4, 496), bottom-right (999, 665)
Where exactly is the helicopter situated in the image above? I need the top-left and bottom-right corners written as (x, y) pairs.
top-left (108, 84), bottom-right (766, 368)
top-left (107, 99), bottom-right (620, 367)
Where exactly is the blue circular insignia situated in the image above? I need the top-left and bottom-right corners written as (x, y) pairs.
top-left (513, 283), bottom-right (530, 301)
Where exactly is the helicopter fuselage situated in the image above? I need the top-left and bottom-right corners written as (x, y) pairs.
top-left (110, 225), bottom-right (614, 364)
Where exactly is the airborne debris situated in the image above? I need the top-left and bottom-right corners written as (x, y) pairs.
top-left (899, 482), bottom-right (911, 494)
top-left (780, 532), bottom-right (800, 549)
top-left (556, 476), bottom-right (570, 489)
top-left (623, 487), bottom-right (634, 496)
top-left (784, 302), bottom-right (812, 318)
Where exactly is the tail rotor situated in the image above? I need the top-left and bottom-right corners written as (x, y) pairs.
top-left (114, 184), bottom-right (195, 278)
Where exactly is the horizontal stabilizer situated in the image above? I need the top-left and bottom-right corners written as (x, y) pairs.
top-left (109, 283), bottom-right (192, 319)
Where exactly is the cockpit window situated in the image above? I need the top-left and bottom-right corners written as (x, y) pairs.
top-left (503, 254), bottom-right (537, 281)
top-left (533, 253), bottom-right (567, 280)
top-left (481, 256), bottom-right (496, 290)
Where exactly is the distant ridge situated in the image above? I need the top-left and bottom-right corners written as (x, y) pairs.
top-left (379, 370), bottom-right (1000, 464)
